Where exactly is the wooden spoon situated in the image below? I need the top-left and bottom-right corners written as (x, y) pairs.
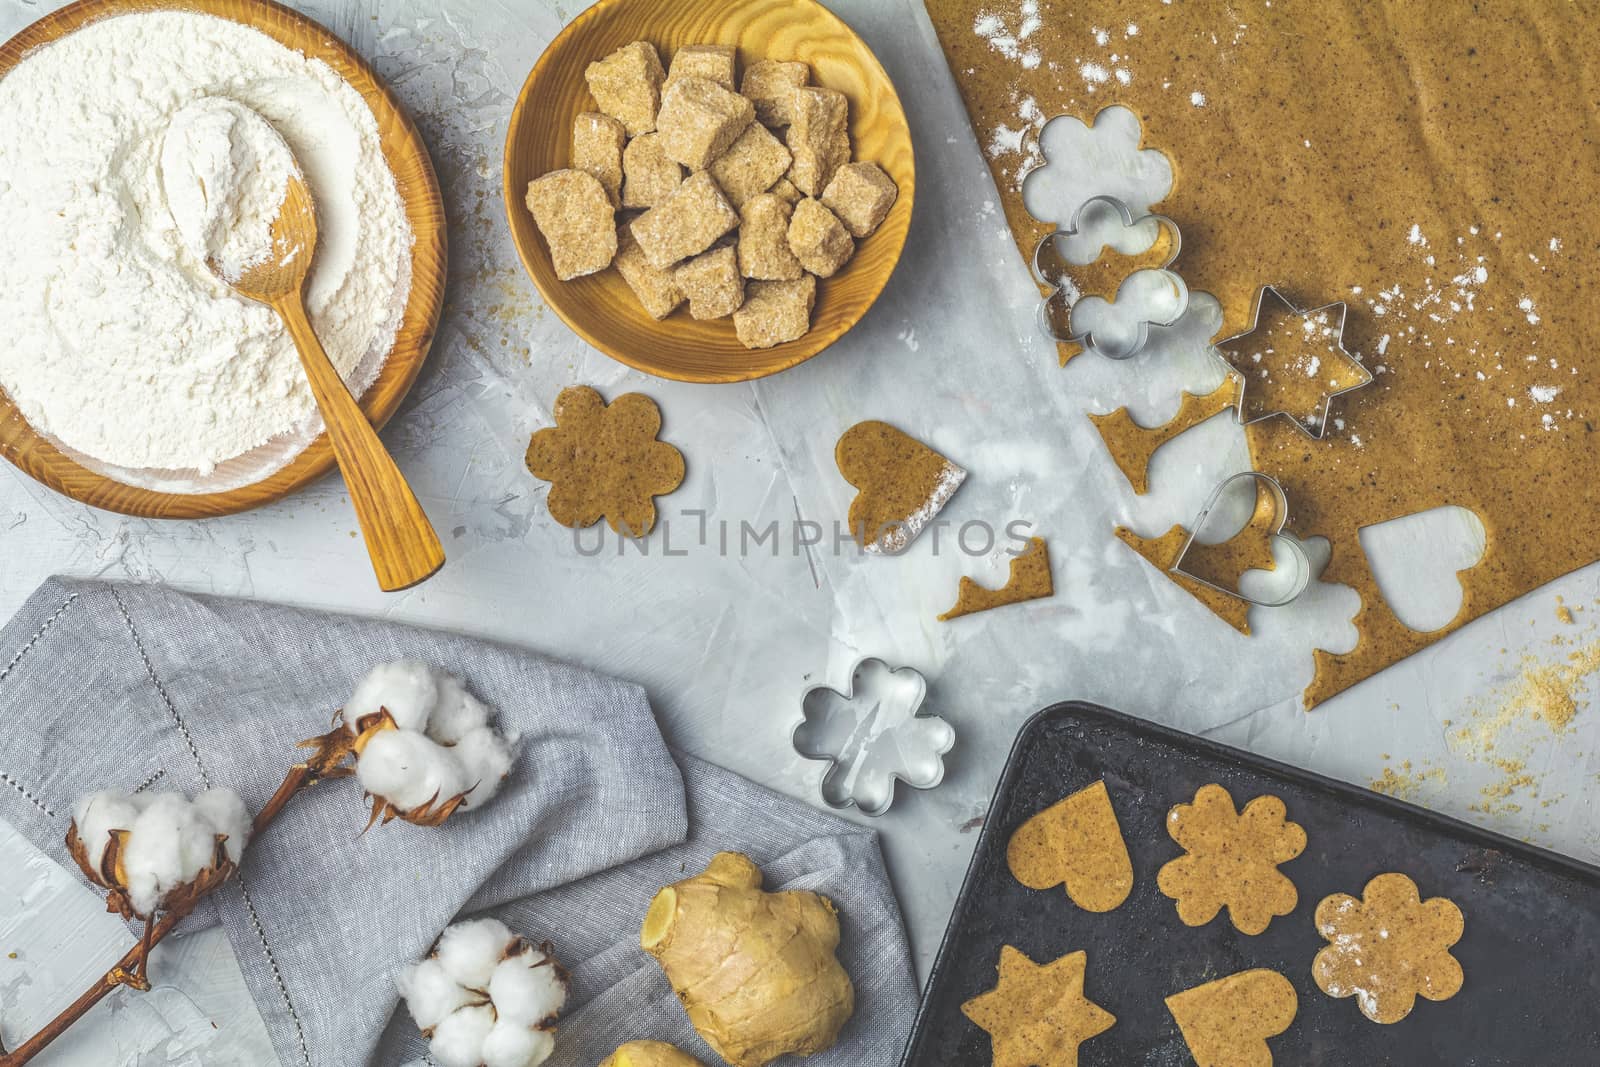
top-left (217, 169), bottom-right (445, 592)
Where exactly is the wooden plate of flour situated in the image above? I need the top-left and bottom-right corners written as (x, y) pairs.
top-left (0, 0), bottom-right (446, 519)
top-left (503, 0), bottom-right (915, 383)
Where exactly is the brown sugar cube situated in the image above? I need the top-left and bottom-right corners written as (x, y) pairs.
top-left (737, 194), bottom-right (803, 281)
top-left (741, 59), bottom-right (810, 127)
top-left (525, 169), bottom-right (617, 280)
top-left (656, 76), bottom-right (755, 170)
top-left (787, 197), bottom-right (854, 278)
top-left (708, 121), bottom-right (792, 208)
top-left (614, 226), bottom-right (684, 319)
top-left (820, 161), bottom-right (899, 238)
top-left (673, 245), bottom-right (744, 320)
top-left (734, 276), bottom-right (817, 349)
top-left (786, 87), bottom-right (851, 196)
top-left (621, 133), bottom-right (685, 210)
top-left (769, 177), bottom-right (803, 205)
top-left (630, 170), bottom-right (739, 269)
top-left (573, 112), bottom-right (627, 208)
top-left (585, 41), bottom-right (665, 137)
top-left (666, 44), bottom-right (737, 91)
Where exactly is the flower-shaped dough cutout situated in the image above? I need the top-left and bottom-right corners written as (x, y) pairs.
top-left (525, 386), bottom-right (685, 535)
top-left (1030, 194), bottom-right (1188, 363)
top-left (1156, 783), bottom-right (1306, 935)
top-left (1313, 872), bottom-right (1465, 1024)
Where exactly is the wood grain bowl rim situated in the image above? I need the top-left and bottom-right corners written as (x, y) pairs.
top-left (0, 0), bottom-right (447, 519)
top-left (502, 0), bottom-right (916, 384)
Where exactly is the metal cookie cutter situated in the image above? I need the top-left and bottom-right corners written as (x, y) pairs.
top-left (1031, 194), bottom-right (1189, 360)
top-left (1172, 471), bottom-right (1311, 608)
top-left (1212, 284), bottom-right (1375, 439)
top-left (792, 658), bottom-right (955, 817)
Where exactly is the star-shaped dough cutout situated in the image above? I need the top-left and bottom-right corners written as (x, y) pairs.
top-left (1213, 285), bottom-right (1373, 438)
top-left (961, 946), bottom-right (1116, 1067)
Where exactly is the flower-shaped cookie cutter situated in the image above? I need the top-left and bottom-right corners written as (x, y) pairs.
top-left (1031, 194), bottom-right (1189, 361)
top-left (1172, 471), bottom-right (1311, 608)
top-left (792, 658), bottom-right (955, 817)
top-left (1212, 284), bottom-right (1376, 440)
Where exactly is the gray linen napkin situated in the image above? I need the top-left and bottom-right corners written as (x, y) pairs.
top-left (0, 578), bottom-right (919, 1067)
top-left (0, 577), bottom-right (685, 1066)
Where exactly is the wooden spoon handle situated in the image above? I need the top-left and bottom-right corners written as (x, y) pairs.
top-left (276, 295), bottom-right (444, 591)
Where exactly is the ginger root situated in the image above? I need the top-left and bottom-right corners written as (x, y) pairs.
top-left (640, 852), bottom-right (855, 1067)
top-left (600, 1041), bottom-right (705, 1067)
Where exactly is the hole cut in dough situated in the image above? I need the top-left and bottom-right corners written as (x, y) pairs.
top-left (1357, 505), bottom-right (1487, 633)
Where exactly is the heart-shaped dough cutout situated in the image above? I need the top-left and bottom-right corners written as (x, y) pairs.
top-left (1006, 779), bottom-right (1133, 913)
top-left (1166, 969), bottom-right (1297, 1067)
top-left (1173, 471), bottom-right (1310, 608)
top-left (835, 420), bottom-right (966, 554)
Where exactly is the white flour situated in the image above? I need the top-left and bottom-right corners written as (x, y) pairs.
top-left (0, 12), bottom-right (413, 479)
top-left (161, 98), bottom-right (295, 284)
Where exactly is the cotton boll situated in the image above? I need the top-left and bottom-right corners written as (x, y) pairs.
top-left (488, 949), bottom-right (567, 1025)
top-left (481, 1020), bottom-right (555, 1067)
top-left (453, 726), bottom-right (516, 810)
top-left (120, 794), bottom-right (216, 915)
top-left (429, 1004), bottom-right (496, 1067)
top-left (428, 674), bottom-right (491, 745)
top-left (191, 788), bottom-right (250, 864)
top-left (356, 730), bottom-right (470, 813)
top-left (435, 917), bottom-right (515, 989)
top-left (73, 791), bottom-right (144, 869)
top-left (345, 660), bottom-right (439, 732)
top-left (397, 958), bottom-right (479, 1031)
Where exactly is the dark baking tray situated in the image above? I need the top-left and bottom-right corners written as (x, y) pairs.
top-left (901, 702), bottom-right (1600, 1065)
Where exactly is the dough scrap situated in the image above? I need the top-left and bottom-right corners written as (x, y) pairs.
top-left (1090, 381), bottom-right (1238, 496)
top-left (939, 536), bottom-right (1053, 621)
top-left (1113, 524), bottom-right (1267, 636)
top-left (1156, 783), bottom-right (1306, 935)
top-left (1006, 779), bottom-right (1133, 913)
top-left (1165, 969), bottom-right (1297, 1067)
top-left (835, 420), bottom-right (966, 553)
top-left (961, 946), bottom-right (1116, 1067)
top-left (925, 0), bottom-right (1600, 708)
top-left (1312, 872), bottom-right (1465, 1024)
top-left (525, 386), bottom-right (685, 535)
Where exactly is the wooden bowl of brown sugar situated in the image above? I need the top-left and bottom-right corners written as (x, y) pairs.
top-left (504, 0), bottom-right (915, 383)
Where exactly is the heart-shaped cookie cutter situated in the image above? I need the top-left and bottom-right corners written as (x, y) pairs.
top-left (1031, 194), bottom-right (1189, 361)
top-left (792, 657), bottom-right (955, 817)
top-left (1172, 471), bottom-right (1311, 607)
top-left (1212, 284), bottom-right (1376, 440)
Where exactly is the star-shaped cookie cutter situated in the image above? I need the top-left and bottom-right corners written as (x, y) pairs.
top-left (791, 657), bottom-right (955, 817)
top-left (1212, 285), bottom-right (1375, 439)
top-left (1030, 195), bottom-right (1189, 361)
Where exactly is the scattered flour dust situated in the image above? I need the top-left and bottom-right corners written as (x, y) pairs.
top-left (974, 1), bottom-right (1043, 70)
top-left (0, 11), bottom-right (413, 478)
